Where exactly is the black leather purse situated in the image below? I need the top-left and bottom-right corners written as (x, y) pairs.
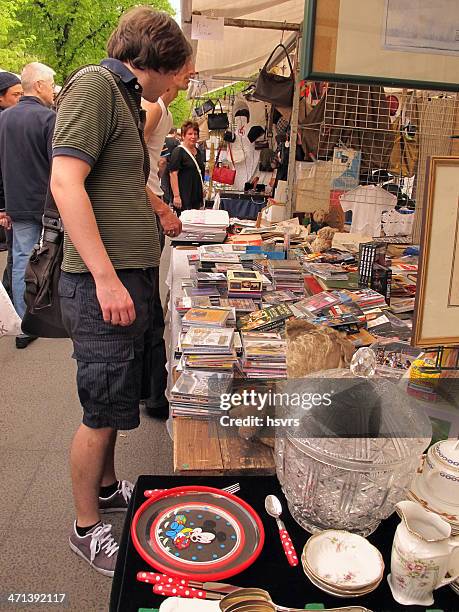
top-left (207, 100), bottom-right (229, 131)
top-left (253, 44), bottom-right (295, 108)
top-left (194, 98), bottom-right (215, 117)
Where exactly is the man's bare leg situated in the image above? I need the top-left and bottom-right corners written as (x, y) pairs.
top-left (70, 424), bottom-right (116, 527)
top-left (101, 429), bottom-right (118, 487)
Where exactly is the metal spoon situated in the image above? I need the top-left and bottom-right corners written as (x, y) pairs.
top-left (265, 494), bottom-right (298, 567)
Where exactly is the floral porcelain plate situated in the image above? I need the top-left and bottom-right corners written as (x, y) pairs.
top-left (408, 473), bottom-right (459, 526)
top-left (302, 563), bottom-right (382, 598)
top-left (131, 486), bottom-right (264, 581)
top-left (302, 530), bottom-right (384, 590)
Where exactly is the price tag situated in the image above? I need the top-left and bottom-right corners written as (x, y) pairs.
top-left (191, 15), bottom-right (224, 40)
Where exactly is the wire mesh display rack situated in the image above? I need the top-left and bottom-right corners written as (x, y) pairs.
top-left (297, 82), bottom-right (459, 242)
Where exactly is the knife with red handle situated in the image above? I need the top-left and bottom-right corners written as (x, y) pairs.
top-left (153, 583), bottom-right (222, 600)
top-left (136, 571), bottom-right (241, 594)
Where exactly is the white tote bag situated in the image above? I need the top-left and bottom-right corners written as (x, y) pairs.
top-left (0, 281), bottom-right (22, 336)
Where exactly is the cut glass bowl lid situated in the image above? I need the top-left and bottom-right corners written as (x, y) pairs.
top-left (279, 375), bottom-right (432, 469)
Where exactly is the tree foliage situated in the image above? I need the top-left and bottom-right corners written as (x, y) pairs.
top-left (4, 0), bottom-right (173, 82)
top-left (0, 0), bottom-right (35, 71)
top-left (169, 91), bottom-right (192, 128)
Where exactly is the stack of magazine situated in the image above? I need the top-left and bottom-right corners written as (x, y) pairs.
top-left (179, 326), bottom-right (239, 374)
top-left (303, 262), bottom-right (349, 281)
top-left (175, 296), bottom-right (212, 316)
top-left (181, 307), bottom-right (234, 330)
top-left (170, 370), bottom-right (233, 418)
top-left (238, 303), bottom-right (294, 333)
top-left (218, 297), bottom-right (259, 313)
top-left (241, 332), bottom-right (287, 379)
top-left (176, 209), bottom-right (229, 243)
top-left (262, 290), bottom-right (299, 305)
top-left (268, 260), bottom-right (304, 293)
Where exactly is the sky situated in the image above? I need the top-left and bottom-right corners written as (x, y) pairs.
top-left (170, 0), bottom-right (181, 23)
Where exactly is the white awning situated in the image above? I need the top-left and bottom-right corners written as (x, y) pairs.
top-left (182, 0), bottom-right (304, 79)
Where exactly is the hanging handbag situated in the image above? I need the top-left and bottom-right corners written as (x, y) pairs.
top-left (254, 44), bottom-right (295, 108)
top-left (212, 144), bottom-right (236, 186)
top-left (255, 139), bottom-right (269, 150)
top-left (207, 100), bottom-right (229, 131)
top-left (22, 65), bottom-right (150, 338)
top-left (194, 99), bottom-right (215, 117)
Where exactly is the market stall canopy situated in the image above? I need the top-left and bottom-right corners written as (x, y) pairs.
top-left (181, 0), bottom-right (304, 79)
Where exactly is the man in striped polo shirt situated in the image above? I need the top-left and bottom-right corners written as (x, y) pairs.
top-left (50, 7), bottom-right (192, 576)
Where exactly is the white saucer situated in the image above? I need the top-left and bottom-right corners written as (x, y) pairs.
top-left (408, 473), bottom-right (459, 525)
top-left (303, 564), bottom-right (380, 598)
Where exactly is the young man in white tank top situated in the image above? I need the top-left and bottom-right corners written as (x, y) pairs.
top-left (142, 59), bottom-right (195, 243)
top-left (140, 59), bottom-right (195, 419)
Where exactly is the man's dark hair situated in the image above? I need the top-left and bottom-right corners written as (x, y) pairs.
top-left (181, 120), bottom-right (200, 137)
top-left (107, 7), bottom-right (192, 74)
top-left (168, 127), bottom-right (177, 135)
top-left (0, 87), bottom-right (8, 97)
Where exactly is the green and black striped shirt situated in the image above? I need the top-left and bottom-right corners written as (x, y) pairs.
top-left (53, 61), bottom-right (160, 273)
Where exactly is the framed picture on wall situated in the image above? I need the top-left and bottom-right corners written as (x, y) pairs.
top-left (301, 0), bottom-right (459, 91)
top-left (413, 156), bottom-right (459, 347)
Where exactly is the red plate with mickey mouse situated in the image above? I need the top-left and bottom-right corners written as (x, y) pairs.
top-left (131, 486), bottom-right (265, 581)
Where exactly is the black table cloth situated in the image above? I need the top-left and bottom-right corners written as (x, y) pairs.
top-left (110, 475), bottom-right (457, 612)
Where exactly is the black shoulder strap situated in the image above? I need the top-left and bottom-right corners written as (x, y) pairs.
top-left (110, 72), bottom-right (150, 184)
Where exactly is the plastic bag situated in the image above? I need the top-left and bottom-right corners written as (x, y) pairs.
top-left (0, 281), bottom-right (21, 336)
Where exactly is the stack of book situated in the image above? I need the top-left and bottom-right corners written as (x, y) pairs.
top-left (304, 262), bottom-right (349, 282)
top-left (175, 296), bottom-right (212, 316)
top-left (180, 326), bottom-right (238, 372)
top-left (390, 297), bottom-right (416, 314)
top-left (218, 297), bottom-right (259, 313)
top-left (181, 307), bottom-right (234, 330)
top-left (351, 288), bottom-right (388, 312)
top-left (290, 291), bottom-right (340, 316)
top-left (176, 209), bottom-right (229, 243)
top-left (227, 270), bottom-right (264, 300)
top-left (262, 290), bottom-right (299, 305)
top-left (183, 285), bottom-right (221, 304)
top-left (365, 309), bottom-right (411, 340)
top-left (241, 332), bottom-right (287, 379)
top-left (182, 326), bottom-right (235, 353)
top-left (194, 271), bottom-right (227, 289)
top-left (238, 303), bottom-right (294, 333)
top-left (313, 302), bottom-right (366, 332)
top-left (170, 370), bottom-right (233, 418)
top-left (290, 291), bottom-right (365, 332)
top-left (268, 260), bottom-right (304, 293)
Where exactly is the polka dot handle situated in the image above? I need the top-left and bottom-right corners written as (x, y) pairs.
top-left (144, 489), bottom-right (166, 498)
top-left (136, 572), bottom-right (189, 586)
top-left (279, 529), bottom-right (299, 566)
top-left (153, 583), bottom-right (207, 599)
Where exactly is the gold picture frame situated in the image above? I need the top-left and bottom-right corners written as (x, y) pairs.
top-left (413, 156), bottom-right (459, 347)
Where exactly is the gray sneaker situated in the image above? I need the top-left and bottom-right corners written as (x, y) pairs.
top-left (99, 480), bottom-right (133, 513)
top-left (69, 522), bottom-right (119, 577)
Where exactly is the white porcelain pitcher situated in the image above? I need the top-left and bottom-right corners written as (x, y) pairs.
top-left (388, 500), bottom-right (459, 606)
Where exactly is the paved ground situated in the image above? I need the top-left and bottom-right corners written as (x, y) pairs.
top-left (0, 248), bottom-right (174, 611)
